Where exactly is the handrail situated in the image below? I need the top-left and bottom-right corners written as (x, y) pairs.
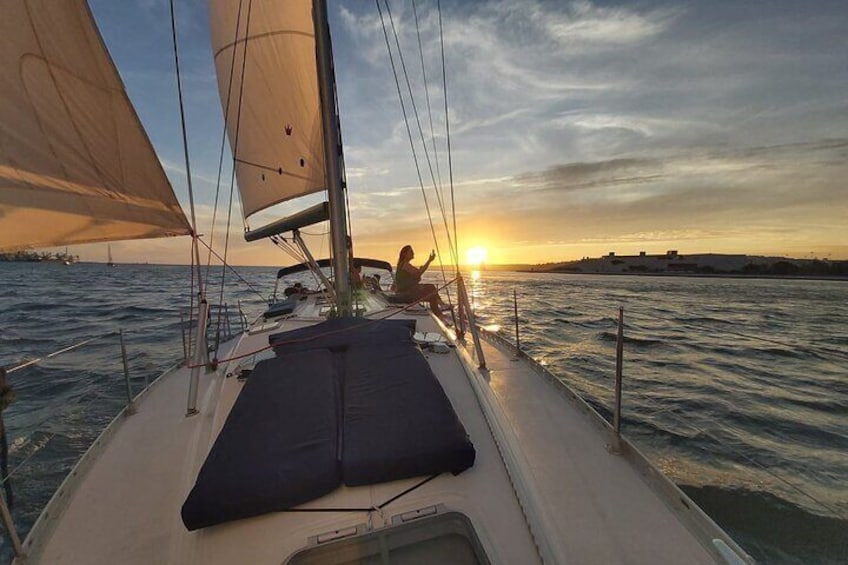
top-left (0, 327), bottom-right (154, 558)
top-left (489, 303), bottom-right (846, 523)
top-left (6, 332), bottom-right (117, 375)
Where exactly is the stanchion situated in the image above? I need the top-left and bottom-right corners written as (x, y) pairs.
top-left (186, 298), bottom-right (209, 416)
top-left (513, 289), bottom-right (521, 357)
top-left (119, 330), bottom-right (136, 414)
top-left (609, 307), bottom-right (624, 453)
top-left (457, 276), bottom-right (487, 370)
top-left (0, 368), bottom-right (22, 557)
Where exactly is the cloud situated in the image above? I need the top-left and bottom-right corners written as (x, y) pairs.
top-left (76, 0), bottom-right (848, 265)
top-left (530, 1), bottom-right (676, 47)
top-left (515, 158), bottom-right (664, 193)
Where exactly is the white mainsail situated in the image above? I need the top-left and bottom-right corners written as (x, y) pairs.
top-left (208, 0), bottom-right (327, 220)
top-left (0, 0), bottom-right (192, 252)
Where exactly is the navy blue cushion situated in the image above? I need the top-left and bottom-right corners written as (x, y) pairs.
top-left (181, 350), bottom-right (340, 530)
top-left (263, 297), bottom-right (298, 319)
top-left (269, 317), bottom-right (416, 355)
top-left (342, 345), bottom-right (476, 486)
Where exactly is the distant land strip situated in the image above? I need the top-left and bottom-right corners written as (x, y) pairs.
top-left (505, 251), bottom-right (848, 278)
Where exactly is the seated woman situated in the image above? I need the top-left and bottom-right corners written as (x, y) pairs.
top-left (394, 245), bottom-right (449, 317)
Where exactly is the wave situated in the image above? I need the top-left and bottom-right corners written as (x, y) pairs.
top-left (680, 485), bottom-right (848, 564)
top-left (2, 264), bottom-right (845, 563)
top-left (597, 330), bottom-right (664, 348)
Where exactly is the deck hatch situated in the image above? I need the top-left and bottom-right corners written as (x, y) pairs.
top-left (288, 512), bottom-right (490, 565)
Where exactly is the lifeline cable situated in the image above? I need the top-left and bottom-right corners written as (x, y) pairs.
top-left (624, 310), bottom-right (848, 364)
top-left (637, 394), bottom-right (845, 519)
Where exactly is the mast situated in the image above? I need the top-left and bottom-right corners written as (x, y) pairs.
top-left (313, 0), bottom-right (351, 316)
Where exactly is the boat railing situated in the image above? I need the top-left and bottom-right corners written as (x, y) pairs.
top-left (0, 325), bottom-right (186, 560)
top-left (179, 301), bottom-right (248, 361)
top-left (487, 293), bottom-right (846, 524)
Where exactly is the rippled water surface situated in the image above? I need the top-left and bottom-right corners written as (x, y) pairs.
top-left (0, 263), bottom-right (845, 563)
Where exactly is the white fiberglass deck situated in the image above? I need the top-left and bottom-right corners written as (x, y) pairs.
top-left (473, 336), bottom-right (723, 563)
top-left (20, 293), bottom-right (745, 564)
top-left (24, 307), bottom-right (538, 564)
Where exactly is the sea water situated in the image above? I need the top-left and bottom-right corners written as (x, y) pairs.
top-left (0, 262), bottom-right (845, 563)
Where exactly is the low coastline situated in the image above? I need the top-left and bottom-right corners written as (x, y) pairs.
top-left (512, 269), bottom-right (848, 282)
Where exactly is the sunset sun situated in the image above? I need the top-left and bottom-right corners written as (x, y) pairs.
top-left (466, 246), bottom-right (488, 266)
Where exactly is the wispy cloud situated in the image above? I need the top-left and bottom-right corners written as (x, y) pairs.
top-left (78, 0), bottom-right (848, 265)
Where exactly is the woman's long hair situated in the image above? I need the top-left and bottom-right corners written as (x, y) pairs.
top-left (395, 245), bottom-right (413, 275)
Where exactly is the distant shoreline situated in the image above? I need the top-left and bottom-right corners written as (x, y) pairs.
top-left (512, 269), bottom-right (848, 282)
top-left (4, 261), bottom-right (847, 282)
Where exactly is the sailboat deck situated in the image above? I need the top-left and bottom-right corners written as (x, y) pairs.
top-left (27, 308), bottom-right (540, 564)
top-left (474, 336), bottom-right (720, 563)
top-left (21, 293), bottom-right (744, 564)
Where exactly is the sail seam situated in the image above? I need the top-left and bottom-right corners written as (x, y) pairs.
top-left (213, 30), bottom-right (314, 59)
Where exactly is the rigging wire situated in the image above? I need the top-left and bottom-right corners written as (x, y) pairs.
top-left (168, 0), bottom-right (204, 358)
top-left (376, 0), bottom-right (457, 321)
top-left (412, 0), bottom-right (444, 194)
top-left (204, 0), bottom-right (246, 289)
top-left (376, 0), bottom-right (454, 317)
top-left (195, 238), bottom-right (267, 302)
top-left (374, 1), bottom-right (438, 254)
top-left (412, 0), bottom-right (456, 317)
top-left (298, 228), bottom-right (331, 236)
top-left (270, 237), bottom-right (326, 291)
top-left (437, 0), bottom-right (459, 263)
top-left (382, 0), bottom-right (457, 269)
top-left (216, 0), bottom-right (254, 349)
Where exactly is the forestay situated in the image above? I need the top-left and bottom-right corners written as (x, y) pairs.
top-left (208, 0), bottom-right (327, 219)
top-left (0, 0), bottom-right (191, 252)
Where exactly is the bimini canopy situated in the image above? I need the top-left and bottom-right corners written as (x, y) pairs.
top-left (0, 0), bottom-right (191, 252)
top-left (277, 258), bottom-right (393, 279)
top-left (209, 0), bottom-right (327, 219)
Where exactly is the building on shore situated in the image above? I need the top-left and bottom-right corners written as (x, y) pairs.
top-left (549, 250), bottom-right (844, 276)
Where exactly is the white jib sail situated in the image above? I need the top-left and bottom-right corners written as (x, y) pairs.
top-left (209, 0), bottom-right (327, 219)
top-left (0, 0), bottom-right (192, 252)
